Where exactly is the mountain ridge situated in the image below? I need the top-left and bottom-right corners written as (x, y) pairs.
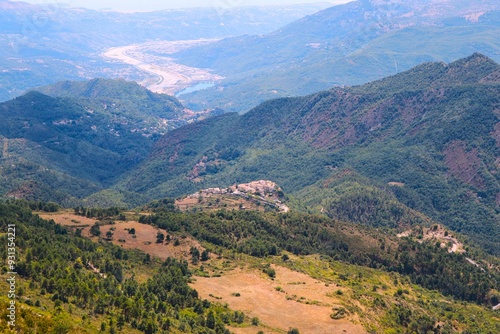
top-left (2, 55), bottom-right (499, 254)
top-left (0, 79), bottom-right (201, 205)
top-left (116, 54), bottom-right (500, 255)
top-left (349, 52), bottom-right (500, 93)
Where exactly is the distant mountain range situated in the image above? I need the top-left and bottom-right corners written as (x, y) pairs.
top-left (3, 0), bottom-right (499, 113)
top-left (173, 0), bottom-right (500, 113)
top-left (0, 0), bottom-right (330, 101)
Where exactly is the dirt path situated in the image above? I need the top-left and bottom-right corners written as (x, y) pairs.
top-left (102, 39), bottom-right (223, 95)
top-left (191, 266), bottom-right (367, 334)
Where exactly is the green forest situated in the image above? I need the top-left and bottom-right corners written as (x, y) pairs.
top-left (0, 201), bottom-right (243, 333)
top-left (2, 200), bottom-right (500, 333)
top-left (139, 208), bottom-right (500, 306)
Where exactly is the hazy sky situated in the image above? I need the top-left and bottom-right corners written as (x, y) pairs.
top-left (16, 0), bottom-right (349, 12)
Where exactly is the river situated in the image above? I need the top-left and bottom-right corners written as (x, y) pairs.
top-left (102, 40), bottom-right (223, 96)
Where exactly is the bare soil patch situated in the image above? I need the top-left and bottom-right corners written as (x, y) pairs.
top-left (444, 140), bottom-right (484, 189)
top-left (191, 265), bottom-right (367, 334)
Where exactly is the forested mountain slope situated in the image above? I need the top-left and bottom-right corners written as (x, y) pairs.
top-left (0, 201), bottom-right (242, 333)
top-left (0, 79), bottom-right (193, 205)
top-left (34, 78), bottom-right (190, 130)
top-left (119, 54), bottom-right (500, 254)
top-left (2, 199), bottom-right (500, 333)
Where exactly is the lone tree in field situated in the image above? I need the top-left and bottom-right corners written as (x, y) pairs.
top-left (90, 223), bottom-right (101, 237)
top-left (201, 249), bottom-right (210, 261)
top-left (190, 247), bottom-right (200, 264)
top-left (156, 232), bottom-right (165, 243)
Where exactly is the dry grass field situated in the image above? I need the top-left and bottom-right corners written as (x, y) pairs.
top-left (39, 212), bottom-right (203, 260)
top-left (40, 211), bottom-right (368, 333)
top-left (191, 265), bottom-right (367, 334)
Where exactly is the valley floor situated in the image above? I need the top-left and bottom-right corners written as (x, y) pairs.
top-left (102, 40), bottom-right (223, 95)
